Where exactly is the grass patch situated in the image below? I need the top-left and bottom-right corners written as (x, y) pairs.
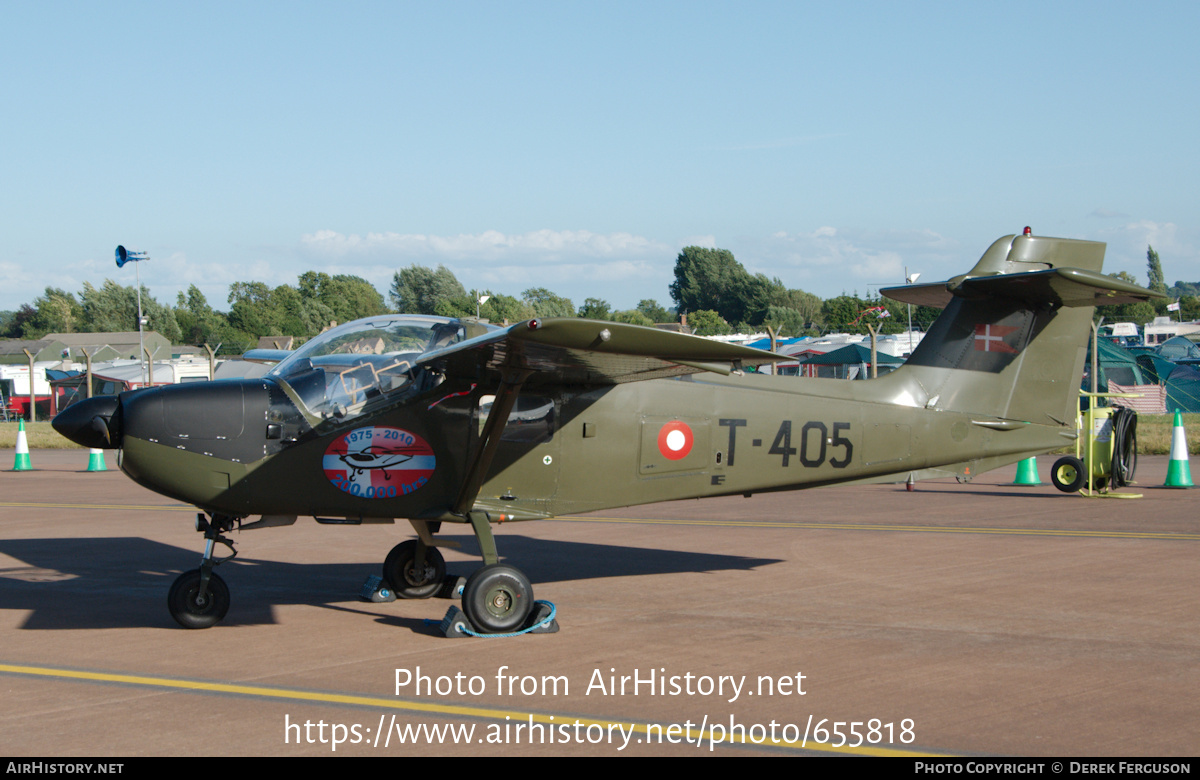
top-left (1125, 412), bottom-right (1200, 455)
top-left (0, 422), bottom-right (82, 449)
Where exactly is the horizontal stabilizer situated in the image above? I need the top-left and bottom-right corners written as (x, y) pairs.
top-left (882, 267), bottom-right (1164, 310)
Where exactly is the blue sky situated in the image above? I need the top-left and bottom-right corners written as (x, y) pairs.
top-left (3, 2), bottom-right (1197, 315)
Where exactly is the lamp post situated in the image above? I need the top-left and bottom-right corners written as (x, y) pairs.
top-left (116, 245), bottom-right (150, 388)
top-left (905, 267), bottom-right (921, 355)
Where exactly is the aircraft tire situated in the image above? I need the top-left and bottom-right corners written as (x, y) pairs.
top-left (462, 564), bottom-right (534, 634)
top-left (383, 540), bottom-right (446, 599)
top-left (167, 569), bottom-right (230, 629)
top-left (1050, 456), bottom-right (1086, 493)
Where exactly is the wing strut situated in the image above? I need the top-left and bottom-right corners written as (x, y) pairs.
top-left (452, 367), bottom-right (532, 522)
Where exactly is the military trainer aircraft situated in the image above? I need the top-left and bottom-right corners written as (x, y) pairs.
top-left (53, 231), bottom-right (1161, 633)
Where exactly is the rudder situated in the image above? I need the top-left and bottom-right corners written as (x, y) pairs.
top-left (882, 233), bottom-right (1159, 424)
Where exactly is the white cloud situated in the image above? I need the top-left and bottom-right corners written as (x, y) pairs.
top-left (678, 234), bottom-right (717, 249)
top-left (292, 228), bottom-right (676, 307)
top-left (299, 228), bottom-right (671, 264)
top-left (736, 227), bottom-right (958, 295)
top-left (1095, 220), bottom-right (1200, 285)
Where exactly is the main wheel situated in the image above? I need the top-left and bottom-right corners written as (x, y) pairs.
top-left (462, 564), bottom-right (534, 634)
top-left (167, 569), bottom-right (230, 629)
top-left (1051, 456), bottom-right (1086, 492)
top-left (383, 540), bottom-right (446, 599)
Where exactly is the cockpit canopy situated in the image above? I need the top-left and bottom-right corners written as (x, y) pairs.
top-left (267, 315), bottom-right (495, 425)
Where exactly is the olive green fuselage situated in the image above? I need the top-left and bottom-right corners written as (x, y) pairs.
top-left (118, 365), bottom-right (1075, 527)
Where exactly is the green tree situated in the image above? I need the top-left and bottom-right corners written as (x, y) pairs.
top-left (908, 305), bottom-right (943, 332)
top-left (670, 247), bottom-right (745, 323)
top-left (1179, 296), bottom-right (1200, 321)
top-left (432, 296), bottom-right (474, 319)
top-left (763, 306), bottom-right (806, 337)
top-left (611, 309), bottom-right (654, 327)
top-left (577, 297), bottom-right (612, 320)
top-left (4, 305), bottom-right (37, 338)
top-left (227, 281), bottom-right (277, 336)
top-left (1169, 280), bottom-right (1200, 298)
top-left (478, 292), bottom-right (535, 324)
top-left (1095, 272), bottom-right (1157, 328)
top-left (80, 280), bottom-right (182, 343)
top-left (636, 299), bottom-right (671, 323)
top-left (174, 286), bottom-right (229, 346)
top-left (433, 290), bottom-right (537, 324)
top-left (1147, 246), bottom-right (1167, 294)
top-left (767, 286), bottom-right (823, 329)
top-left (23, 287), bottom-right (84, 337)
top-left (522, 287), bottom-right (575, 318)
top-left (298, 272), bottom-right (387, 326)
top-left (225, 281), bottom-right (327, 338)
top-left (669, 246), bottom-right (781, 326)
top-left (821, 295), bottom-right (869, 332)
top-left (687, 309), bottom-right (732, 336)
top-left (390, 265), bottom-right (466, 314)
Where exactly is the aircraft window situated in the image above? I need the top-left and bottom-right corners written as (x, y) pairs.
top-left (268, 316), bottom-right (470, 424)
top-left (477, 395), bottom-right (555, 444)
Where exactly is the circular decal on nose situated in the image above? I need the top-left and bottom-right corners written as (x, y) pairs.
top-left (323, 426), bottom-right (435, 499)
top-left (657, 421), bottom-right (694, 460)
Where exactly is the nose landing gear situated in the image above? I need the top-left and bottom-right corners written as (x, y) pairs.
top-left (167, 513), bottom-right (239, 629)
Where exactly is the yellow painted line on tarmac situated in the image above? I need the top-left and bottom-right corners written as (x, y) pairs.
top-left (559, 516), bottom-right (1200, 541)
top-left (0, 501), bottom-right (194, 512)
top-left (0, 663), bottom-right (935, 756)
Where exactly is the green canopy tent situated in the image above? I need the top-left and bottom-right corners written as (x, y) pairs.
top-left (797, 343), bottom-right (904, 380)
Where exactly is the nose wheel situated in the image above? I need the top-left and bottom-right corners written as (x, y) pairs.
top-left (168, 569), bottom-right (230, 629)
top-left (169, 512), bottom-right (239, 629)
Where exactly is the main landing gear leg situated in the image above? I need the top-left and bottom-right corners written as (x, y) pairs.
top-left (382, 520), bottom-right (453, 599)
top-left (167, 513), bottom-right (238, 629)
top-left (458, 511), bottom-right (536, 634)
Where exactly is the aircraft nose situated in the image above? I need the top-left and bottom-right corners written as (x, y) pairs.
top-left (52, 395), bottom-right (122, 449)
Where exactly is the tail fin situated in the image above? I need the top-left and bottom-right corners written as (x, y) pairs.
top-left (881, 233), bottom-right (1162, 424)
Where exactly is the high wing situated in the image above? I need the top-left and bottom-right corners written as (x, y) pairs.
top-left (409, 318), bottom-right (783, 517)
top-left (416, 317), bottom-right (783, 386)
top-left (881, 266), bottom-right (1166, 309)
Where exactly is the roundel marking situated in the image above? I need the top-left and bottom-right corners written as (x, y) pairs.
top-left (323, 426), bottom-right (436, 499)
top-left (657, 421), bottom-right (694, 460)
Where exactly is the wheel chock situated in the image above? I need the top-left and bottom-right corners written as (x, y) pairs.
top-left (438, 601), bottom-right (559, 638)
top-left (524, 601), bottom-right (559, 634)
top-left (359, 575), bottom-right (397, 603)
top-left (438, 606), bottom-right (475, 638)
top-left (437, 575), bottom-right (466, 599)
